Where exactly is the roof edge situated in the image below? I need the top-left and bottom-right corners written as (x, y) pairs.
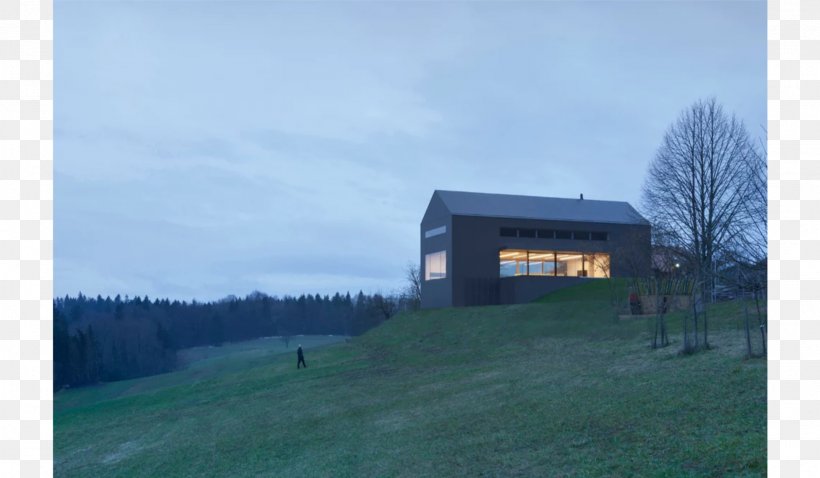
top-left (433, 189), bottom-right (636, 206)
top-left (449, 212), bottom-right (650, 226)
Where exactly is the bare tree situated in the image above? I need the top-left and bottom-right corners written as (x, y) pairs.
top-left (594, 228), bottom-right (651, 320)
top-left (740, 134), bottom-right (767, 267)
top-left (741, 136), bottom-right (767, 354)
top-left (403, 262), bottom-right (422, 311)
top-left (650, 279), bottom-right (671, 349)
top-left (642, 98), bottom-right (756, 349)
top-left (633, 277), bottom-right (683, 349)
top-left (588, 253), bottom-right (621, 320)
top-left (719, 134), bottom-right (767, 356)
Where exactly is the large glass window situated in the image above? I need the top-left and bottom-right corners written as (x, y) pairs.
top-left (425, 250), bottom-right (447, 280)
top-left (585, 253), bottom-right (610, 278)
top-left (499, 249), bottom-right (528, 277)
top-left (500, 249), bottom-right (609, 278)
top-left (527, 251), bottom-right (555, 276)
top-left (556, 252), bottom-right (583, 276)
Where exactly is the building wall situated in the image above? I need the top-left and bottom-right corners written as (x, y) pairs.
top-left (450, 215), bottom-right (651, 307)
top-left (420, 195), bottom-right (453, 309)
top-left (498, 276), bottom-right (589, 304)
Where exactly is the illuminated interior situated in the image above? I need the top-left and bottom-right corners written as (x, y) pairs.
top-left (425, 250), bottom-right (447, 281)
top-left (499, 249), bottom-right (610, 278)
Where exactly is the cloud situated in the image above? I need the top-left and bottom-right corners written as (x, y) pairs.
top-left (55, 0), bottom-right (765, 300)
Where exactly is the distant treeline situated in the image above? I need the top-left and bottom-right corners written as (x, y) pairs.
top-left (54, 291), bottom-right (405, 390)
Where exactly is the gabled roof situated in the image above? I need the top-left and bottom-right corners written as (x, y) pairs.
top-left (432, 190), bottom-right (650, 226)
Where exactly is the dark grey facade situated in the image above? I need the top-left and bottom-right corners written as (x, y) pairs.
top-left (420, 190), bottom-right (651, 308)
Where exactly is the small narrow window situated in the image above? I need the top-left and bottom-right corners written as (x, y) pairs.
top-left (518, 228), bottom-right (536, 238)
top-left (590, 232), bottom-right (608, 241)
top-left (573, 231), bottom-right (590, 240)
top-left (500, 227), bottom-right (517, 237)
top-left (536, 229), bottom-right (555, 239)
top-left (425, 225), bottom-right (446, 239)
top-left (555, 230), bottom-right (572, 239)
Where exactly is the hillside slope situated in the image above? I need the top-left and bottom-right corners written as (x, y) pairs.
top-left (55, 282), bottom-right (766, 477)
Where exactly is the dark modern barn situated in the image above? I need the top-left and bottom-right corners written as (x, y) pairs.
top-left (420, 190), bottom-right (651, 308)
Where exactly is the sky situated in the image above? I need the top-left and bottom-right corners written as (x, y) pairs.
top-left (55, 0), bottom-right (766, 301)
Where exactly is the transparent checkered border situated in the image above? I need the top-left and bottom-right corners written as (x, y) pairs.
top-left (768, 0), bottom-right (820, 476)
top-left (0, 0), bottom-right (53, 477)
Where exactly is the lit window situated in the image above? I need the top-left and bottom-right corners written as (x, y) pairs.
top-left (425, 251), bottom-right (447, 280)
top-left (585, 253), bottom-right (611, 278)
top-left (528, 251), bottom-right (556, 276)
top-left (425, 225), bottom-right (446, 239)
top-left (499, 249), bottom-right (610, 278)
top-left (556, 252), bottom-right (583, 276)
top-left (499, 249), bottom-right (528, 277)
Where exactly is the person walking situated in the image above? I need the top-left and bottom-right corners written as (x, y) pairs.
top-left (297, 344), bottom-right (307, 369)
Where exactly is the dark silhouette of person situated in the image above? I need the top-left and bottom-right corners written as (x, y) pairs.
top-left (297, 345), bottom-right (307, 369)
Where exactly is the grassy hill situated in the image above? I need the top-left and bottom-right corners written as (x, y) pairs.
top-left (54, 282), bottom-right (765, 477)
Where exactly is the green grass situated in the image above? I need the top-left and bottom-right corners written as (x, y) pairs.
top-left (55, 282), bottom-right (765, 477)
top-left (54, 335), bottom-right (347, 412)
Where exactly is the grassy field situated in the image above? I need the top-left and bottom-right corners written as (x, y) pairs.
top-left (53, 336), bottom-right (346, 413)
top-left (55, 282), bottom-right (766, 477)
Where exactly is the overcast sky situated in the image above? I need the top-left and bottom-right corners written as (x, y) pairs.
top-left (55, 0), bottom-right (766, 301)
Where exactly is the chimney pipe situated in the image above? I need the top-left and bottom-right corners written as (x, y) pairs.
top-left (580, 193), bottom-right (584, 200)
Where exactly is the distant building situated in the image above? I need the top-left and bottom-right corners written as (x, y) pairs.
top-left (420, 190), bottom-right (652, 308)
